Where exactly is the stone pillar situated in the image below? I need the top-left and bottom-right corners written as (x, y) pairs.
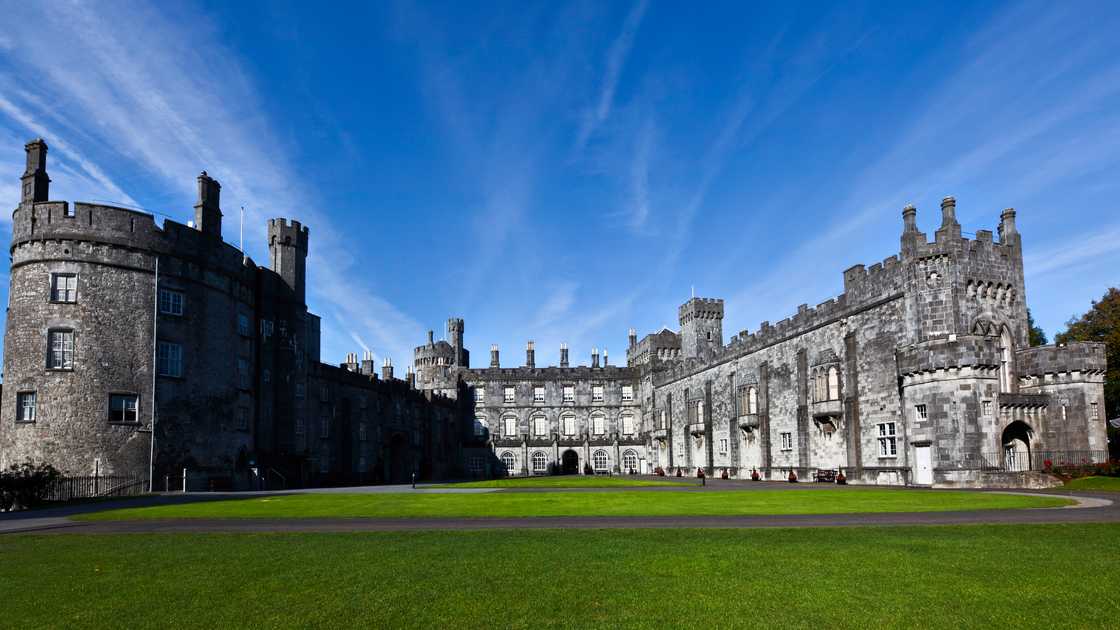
top-left (797, 349), bottom-right (810, 471)
top-left (760, 362), bottom-right (772, 471)
top-left (704, 380), bottom-right (714, 476)
top-left (844, 332), bottom-right (862, 475)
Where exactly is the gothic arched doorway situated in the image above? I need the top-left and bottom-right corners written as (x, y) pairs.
top-left (561, 449), bottom-right (579, 475)
top-left (1001, 421), bottom-right (1033, 472)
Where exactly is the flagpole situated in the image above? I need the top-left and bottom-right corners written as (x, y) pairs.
top-left (240, 206), bottom-right (245, 253)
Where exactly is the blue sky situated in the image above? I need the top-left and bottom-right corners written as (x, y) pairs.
top-left (0, 1), bottom-right (1117, 369)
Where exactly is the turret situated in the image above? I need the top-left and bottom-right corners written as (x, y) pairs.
top-left (678, 297), bottom-right (724, 359)
top-left (448, 318), bottom-right (465, 366)
top-left (20, 138), bottom-right (49, 204)
top-left (999, 208), bottom-right (1019, 247)
top-left (268, 218), bottom-right (310, 304)
top-left (194, 171), bottom-right (223, 238)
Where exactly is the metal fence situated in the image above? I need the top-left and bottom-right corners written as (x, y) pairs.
top-left (940, 449), bottom-right (1109, 472)
top-left (44, 475), bottom-right (147, 502)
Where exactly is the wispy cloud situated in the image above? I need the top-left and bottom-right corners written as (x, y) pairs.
top-left (626, 117), bottom-right (655, 231)
top-left (0, 0), bottom-right (423, 364)
top-left (1025, 224), bottom-right (1120, 277)
top-left (574, 0), bottom-right (648, 153)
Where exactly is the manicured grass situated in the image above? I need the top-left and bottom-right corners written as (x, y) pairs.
top-left (4, 525), bottom-right (1119, 628)
top-left (1064, 476), bottom-right (1120, 492)
top-left (78, 488), bottom-right (1070, 520)
top-left (429, 476), bottom-right (692, 488)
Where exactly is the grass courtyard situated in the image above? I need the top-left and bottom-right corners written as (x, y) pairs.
top-left (76, 488), bottom-right (1070, 520)
top-left (1063, 476), bottom-right (1120, 492)
top-left (3, 524), bottom-right (1118, 628)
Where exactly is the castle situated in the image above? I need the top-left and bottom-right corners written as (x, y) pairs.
top-left (0, 139), bottom-right (1109, 488)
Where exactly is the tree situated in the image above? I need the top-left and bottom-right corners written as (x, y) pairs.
top-left (1027, 308), bottom-right (1048, 347)
top-left (1055, 288), bottom-right (1120, 457)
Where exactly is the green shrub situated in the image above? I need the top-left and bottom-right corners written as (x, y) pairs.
top-left (0, 461), bottom-right (62, 511)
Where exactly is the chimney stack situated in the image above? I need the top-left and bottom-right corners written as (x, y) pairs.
top-left (490, 344), bottom-right (500, 368)
top-left (406, 367), bottom-right (415, 388)
top-left (999, 208), bottom-right (1018, 245)
top-left (21, 138), bottom-right (49, 204)
top-left (559, 343), bottom-right (569, 368)
top-left (935, 196), bottom-right (961, 242)
top-left (526, 340), bottom-right (535, 368)
top-left (360, 350), bottom-right (375, 376)
top-left (193, 171), bottom-right (223, 238)
top-left (628, 328), bottom-right (637, 348)
top-left (591, 347), bottom-right (600, 368)
top-left (427, 330), bottom-right (434, 345)
top-left (382, 358), bottom-right (394, 381)
top-left (603, 348), bottom-right (609, 366)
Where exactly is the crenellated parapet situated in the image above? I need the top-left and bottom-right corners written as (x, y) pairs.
top-left (895, 336), bottom-right (1002, 377)
top-left (1015, 343), bottom-right (1106, 379)
top-left (678, 297), bottom-right (723, 324)
top-left (461, 365), bottom-right (639, 383)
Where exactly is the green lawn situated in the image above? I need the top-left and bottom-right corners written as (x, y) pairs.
top-left (1064, 476), bottom-right (1120, 492)
top-left (3, 525), bottom-right (1118, 628)
top-left (78, 488), bottom-right (1070, 520)
top-left (429, 476), bottom-right (692, 488)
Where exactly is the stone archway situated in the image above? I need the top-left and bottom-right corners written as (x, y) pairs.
top-left (561, 449), bottom-right (580, 475)
top-left (1001, 421), bottom-right (1033, 471)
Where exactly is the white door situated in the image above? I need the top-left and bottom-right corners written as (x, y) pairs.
top-left (914, 446), bottom-right (933, 485)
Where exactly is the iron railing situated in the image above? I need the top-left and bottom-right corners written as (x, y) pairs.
top-left (44, 475), bottom-right (147, 502)
top-left (937, 449), bottom-right (1109, 472)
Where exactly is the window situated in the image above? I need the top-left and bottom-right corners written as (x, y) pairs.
top-left (504, 387), bottom-right (515, 403)
top-left (658, 409), bottom-right (667, 429)
top-left (358, 456), bottom-right (367, 471)
top-left (814, 373), bottom-right (825, 402)
top-left (877, 422), bottom-right (897, 457)
top-left (561, 414), bottom-right (576, 436)
top-left (263, 369), bottom-right (271, 384)
top-left (295, 417), bottom-right (306, 435)
top-left (474, 416), bottom-right (489, 437)
top-left (592, 415), bottom-right (606, 435)
top-left (108, 394), bottom-right (139, 423)
top-left (16, 392), bottom-right (36, 423)
top-left (622, 385), bottom-right (634, 402)
top-left (827, 367), bottom-right (840, 400)
top-left (157, 342), bottom-right (182, 377)
top-left (592, 385), bottom-right (604, 402)
top-left (1091, 402), bottom-right (1099, 420)
top-left (237, 406), bottom-right (249, 431)
top-left (532, 451), bottom-right (547, 473)
top-left (981, 400), bottom-right (993, 417)
top-left (359, 422), bottom-right (368, 442)
top-left (622, 450), bottom-right (637, 472)
top-left (320, 413), bottom-right (330, 438)
top-left (50, 273), bottom-right (77, 303)
top-left (748, 387), bottom-right (758, 414)
top-left (563, 386), bottom-right (575, 403)
top-left (533, 416), bottom-right (549, 436)
top-left (47, 329), bottom-right (75, 370)
top-left (475, 387), bottom-right (485, 403)
top-left (780, 432), bottom-right (793, 451)
top-left (158, 288), bottom-right (184, 315)
top-left (621, 414), bottom-right (634, 435)
top-left (915, 404), bottom-right (928, 421)
top-left (501, 452), bottom-right (516, 474)
top-left (238, 358), bottom-right (251, 389)
top-left (592, 450), bottom-right (609, 471)
top-left (689, 400), bottom-right (705, 424)
top-left (238, 313), bottom-right (251, 337)
top-left (533, 386), bottom-right (545, 403)
top-left (295, 383), bottom-right (306, 399)
top-left (503, 416), bottom-right (518, 437)
top-left (260, 319), bottom-right (273, 337)
top-left (719, 438), bottom-right (728, 454)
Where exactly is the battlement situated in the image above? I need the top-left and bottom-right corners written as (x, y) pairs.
top-left (1015, 343), bottom-right (1107, 377)
top-left (461, 364), bottom-right (639, 383)
top-left (268, 218), bottom-right (310, 250)
top-left (895, 336), bottom-right (1002, 376)
top-left (678, 297), bottom-right (724, 324)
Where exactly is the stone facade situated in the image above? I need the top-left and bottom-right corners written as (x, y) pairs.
top-left (0, 140), bottom-right (466, 489)
top-left (0, 139), bottom-right (1108, 489)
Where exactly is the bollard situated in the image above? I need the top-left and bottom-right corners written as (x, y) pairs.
top-left (411, 472), bottom-right (416, 489)
top-left (182, 467), bottom-right (187, 493)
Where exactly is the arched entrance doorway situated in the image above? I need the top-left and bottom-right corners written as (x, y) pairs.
top-left (561, 449), bottom-right (579, 475)
top-left (1001, 421), bottom-right (1033, 471)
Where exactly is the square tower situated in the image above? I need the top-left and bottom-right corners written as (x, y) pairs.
top-left (678, 297), bottom-right (723, 359)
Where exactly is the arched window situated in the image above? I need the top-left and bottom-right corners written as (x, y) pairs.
top-left (999, 326), bottom-right (1013, 393)
top-left (622, 450), bottom-right (638, 472)
top-left (592, 413), bottom-right (606, 435)
top-left (592, 449), bottom-right (609, 471)
top-left (531, 451), bottom-right (547, 473)
top-left (561, 413), bottom-right (576, 436)
top-left (500, 452), bottom-right (516, 474)
top-left (474, 416), bottom-right (489, 437)
top-left (827, 366), bottom-right (840, 400)
top-left (748, 387), bottom-right (758, 414)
